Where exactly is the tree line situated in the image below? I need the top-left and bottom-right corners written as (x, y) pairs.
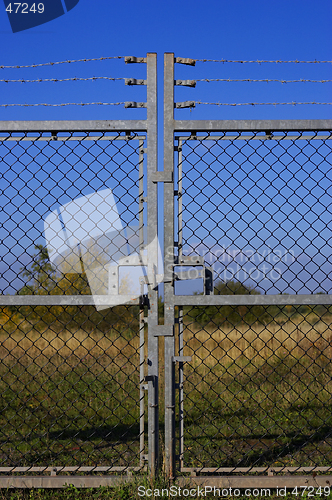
top-left (1, 245), bottom-right (329, 333)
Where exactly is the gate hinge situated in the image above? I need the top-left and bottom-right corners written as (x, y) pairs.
top-left (125, 78), bottom-right (147, 86)
top-left (175, 57), bottom-right (196, 66)
top-left (175, 80), bottom-right (196, 88)
top-left (151, 171), bottom-right (173, 183)
top-left (175, 101), bottom-right (195, 109)
top-left (125, 56), bottom-right (146, 64)
top-left (125, 102), bottom-right (147, 108)
top-left (173, 356), bottom-right (192, 363)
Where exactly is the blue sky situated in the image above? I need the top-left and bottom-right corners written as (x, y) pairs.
top-left (0, 0), bottom-right (331, 295)
top-left (0, 0), bottom-right (331, 121)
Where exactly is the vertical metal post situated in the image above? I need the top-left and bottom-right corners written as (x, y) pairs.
top-left (178, 139), bottom-right (183, 262)
top-left (178, 306), bottom-right (184, 470)
top-left (146, 52), bottom-right (159, 476)
top-left (139, 281), bottom-right (146, 467)
top-left (177, 139), bottom-right (184, 470)
top-left (139, 140), bottom-right (146, 467)
top-left (164, 52), bottom-right (176, 479)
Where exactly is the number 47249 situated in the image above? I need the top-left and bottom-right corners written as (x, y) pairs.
top-left (5, 3), bottom-right (45, 14)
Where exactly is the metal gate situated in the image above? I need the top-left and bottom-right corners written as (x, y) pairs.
top-left (163, 53), bottom-right (332, 488)
top-left (0, 53), bottom-right (160, 488)
top-left (0, 52), bottom-right (332, 489)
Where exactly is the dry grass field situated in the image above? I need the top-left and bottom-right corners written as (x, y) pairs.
top-left (1, 309), bottom-right (332, 471)
top-left (182, 314), bottom-right (332, 368)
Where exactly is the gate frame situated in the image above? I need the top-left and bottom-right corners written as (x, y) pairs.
top-left (1, 51), bottom-right (332, 489)
top-left (163, 51), bottom-right (332, 487)
top-left (0, 52), bottom-right (159, 488)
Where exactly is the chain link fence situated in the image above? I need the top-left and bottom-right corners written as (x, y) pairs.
top-left (1, 52), bottom-right (332, 488)
top-left (0, 131), bottom-right (149, 474)
top-left (174, 130), bottom-right (332, 474)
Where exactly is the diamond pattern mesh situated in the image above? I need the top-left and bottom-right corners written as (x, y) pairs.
top-left (0, 131), bottom-right (147, 470)
top-left (178, 304), bottom-right (332, 470)
top-left (175, 131), bottom-right (332, 472)
top-left (177, 131), bottom-right (332, 295)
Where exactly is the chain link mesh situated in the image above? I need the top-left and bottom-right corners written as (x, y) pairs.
top-left (0, 131), bottom-right (148, 471)
top-left (175, 131), bottom-right (332, 472)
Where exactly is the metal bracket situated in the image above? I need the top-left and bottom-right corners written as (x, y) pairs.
top-left (173, 356), bottom-right (192, 363)
top-left (175, 57), bottom-right (196, 66)
top-left (151, 171), bottom-right (173, 183)
top-left (125, 102), bottom-right (147, 108)
top-left (152, 325), bottom-right (174, 337)
top-left (118, 254), bottom-right (148, 266)
top-left (125, 56), bottom-right (146, 64)
top-left (176, 255), bottom-right (204, 265)
top-left (175, 80), bottom-right (196, 88)
top-left (175, 101), bottom-right (196, 109)
top-left (125, 78), bottom-right (147, 86)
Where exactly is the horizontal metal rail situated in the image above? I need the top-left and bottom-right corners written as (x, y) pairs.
top-left (181, 466), bottom-right (332, 474)
top-left (0, 295), bottom-right (140, 306)
top-left (0, 120), bottom-right (147, 132)
top-left (175, 134), bottom-right (332, 141)
top-left (173, 294), bottom-right (332, 306)
top-left (176, 476), bottom-right (332, 489)
top-left (0, 135), bottom-right (146, 141)
top-left (0, 476), bottom-right (139, 489)
top-left (174, 119), bottom-right (332, 132)
top-left (0, 466), bottom-right (144, 473)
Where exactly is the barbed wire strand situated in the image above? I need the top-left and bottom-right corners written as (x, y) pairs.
top-left (0, 77), bottom-right (126, 83)
top-left (0, 56), bottom-right (124, 69)
top-left (1, 77), bottom-right (331, 84)
top-left (0, 102), bottom-right (126, 107)
top-left (195, 59), bottom-right (332, 64)
top-left (196, 78), bottom-right (332, 84)
top-left (195, 101), bottom-right (332, 106)
top-left (2, 101), bottom-right (332, 108)
top-left (1, 57), bottom-right (331, 70)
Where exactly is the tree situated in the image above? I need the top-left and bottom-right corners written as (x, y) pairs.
top-left (19, 244), bottom-right (57, 295)
top-left (16, 244), bottom-right (141, 334)
top-left (184, 279), bottom-right (271, 326)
